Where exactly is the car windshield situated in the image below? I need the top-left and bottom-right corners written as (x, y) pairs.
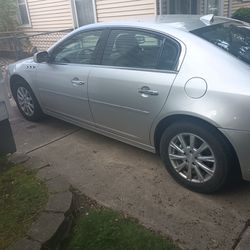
top-left (191, 21), bottom-right (250, 66)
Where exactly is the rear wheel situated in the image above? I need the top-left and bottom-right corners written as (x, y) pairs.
top-left (12, 81), bottom-right (44, 121)
top-left (160, 121), bottom-right (232, 193)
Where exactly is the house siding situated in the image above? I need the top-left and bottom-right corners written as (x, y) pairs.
top-left (22, 0), bottom-right (250, 32)
top-left (96, 0), bottom-right (156, 22)
top-left (19, 0), bottom-right (74, 51)
top-left (24, 0), bottom-right (74, 31)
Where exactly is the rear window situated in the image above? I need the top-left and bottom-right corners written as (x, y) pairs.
top-left (191, 22), bottom-right (250, 66)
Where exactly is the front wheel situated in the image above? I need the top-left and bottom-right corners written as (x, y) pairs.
top-left (160, 121), bottom-right (232, 193)
top-left (12, 81), bottom-right (44, 122)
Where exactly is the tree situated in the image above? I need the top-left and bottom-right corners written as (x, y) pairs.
top-left (0, 0), bottom-right (18, 32)
top-left (232, 8), bottom-right (250, 23)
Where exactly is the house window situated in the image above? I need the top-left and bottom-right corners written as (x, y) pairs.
top-left (205, 0), bottom-right (223, 15)
top-left (17, 0), bottom-right (30, 26)
top-left (73, 0), bottom-right (96, 27)
top-left (157, 0), bottom-right (200, 15)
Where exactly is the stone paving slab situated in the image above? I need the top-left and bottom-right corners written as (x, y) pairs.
top-left (27, 212), bottom-right (65, 243)
top-left (36, 167), bottom-right (60, 181)
top-left (25, 155), bottom-right (50, 170)
top-left (45, 191), bottom-right (73, 213)
top-left (9, 152), bottom-right (30, 164)
top-left (46, 176), bottom-right (70, 194)
top-left (8, 238), bottom-right (41, 250)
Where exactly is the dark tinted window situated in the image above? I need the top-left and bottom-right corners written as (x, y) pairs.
top-left (158, 39), bottom-right (181, 70)
top-left (192, 22), bottom-right (250, 66)
top-left (51, 30), bottom-right (102, 64)
top-left (102, 30), bottom-right (164, 69)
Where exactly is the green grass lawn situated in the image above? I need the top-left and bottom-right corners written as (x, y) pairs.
top-left (0, 156), bottom-right (48, 250)
top-left (63, 196), bottom-right (180, 250)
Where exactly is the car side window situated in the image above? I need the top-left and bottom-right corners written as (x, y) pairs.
top-left (51, 30), bottom-right (102, 64)
top-left (158, 39), bottom-right (181, 71)
top-left (101, 29), bottom-right (164, 70)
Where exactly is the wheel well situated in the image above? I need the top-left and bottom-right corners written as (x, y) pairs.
top-left (10, 75), bottom-right (28, 98)
top-left (154, 114), bottom-right (241, 174)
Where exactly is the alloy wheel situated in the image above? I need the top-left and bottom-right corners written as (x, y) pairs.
top-left (16, 87), bottom-right (35, 117)
top-left (168, 133), bottom-right (216, 183)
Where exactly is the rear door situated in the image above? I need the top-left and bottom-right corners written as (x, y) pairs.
top-left (88, 28), bottom-right (181, 145)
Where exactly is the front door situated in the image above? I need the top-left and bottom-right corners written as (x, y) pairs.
top-left (88, 29), bottom-right (181, 145)
top-left (36, 30), bottom-right (103, 124)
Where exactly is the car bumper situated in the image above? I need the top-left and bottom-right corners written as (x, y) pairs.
top-left (220, 128), bottom-right (250, 181)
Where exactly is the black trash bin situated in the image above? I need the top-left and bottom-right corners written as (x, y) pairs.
top-left (0, 70), bottom-right (16, 154)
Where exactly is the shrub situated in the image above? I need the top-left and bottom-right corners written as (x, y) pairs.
top-left (0, 0), bottom-right (18, 32)
top-left (232, 8), bottom-right (250, 23)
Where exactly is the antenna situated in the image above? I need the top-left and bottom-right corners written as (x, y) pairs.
top-left (200, 14), bottom-right (215, 25)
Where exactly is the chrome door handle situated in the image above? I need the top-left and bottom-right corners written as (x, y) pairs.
top-left (138, 86), bottom-right (158, 96)
top-left (71, 77), bottom-right (85, 86)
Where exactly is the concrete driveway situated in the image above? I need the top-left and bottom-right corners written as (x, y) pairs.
top-left (9, 100), bottom-right (250, 250)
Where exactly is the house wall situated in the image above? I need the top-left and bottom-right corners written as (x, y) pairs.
top-left (95, 0), bottom-right (156, 22)
top-left (18, 0), bottom-right (75, 51)
top-left (24, 0), bottom-right (74, 32)
top-left (23, 0), bottom-right (250, 32)
top-left (17, 0), bottom-right (250, 51)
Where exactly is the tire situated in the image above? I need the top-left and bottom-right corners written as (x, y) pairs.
top-left (12, 81), bottom-right (44, 122)
top-left (160, 121), bottom-right (233, 194)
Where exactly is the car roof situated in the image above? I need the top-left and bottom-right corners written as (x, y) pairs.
top-left (77, 15), bottom-right (237, 33)
top-left (151, 15), bottom-right (231, 31)
top-left (49, 15), bottom-right (246, 53)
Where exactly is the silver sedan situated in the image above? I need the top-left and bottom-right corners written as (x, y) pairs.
top-left (6, 15), bottom-right (250, 193)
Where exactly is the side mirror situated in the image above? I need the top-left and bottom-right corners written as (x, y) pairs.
top-left (33, 51), bottom-right (50, 63)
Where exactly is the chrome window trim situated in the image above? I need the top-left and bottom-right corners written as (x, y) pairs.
top-left (47, 61), bottom-right (179, 74)
top-left (88, 64), bottom-right (179, 74)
